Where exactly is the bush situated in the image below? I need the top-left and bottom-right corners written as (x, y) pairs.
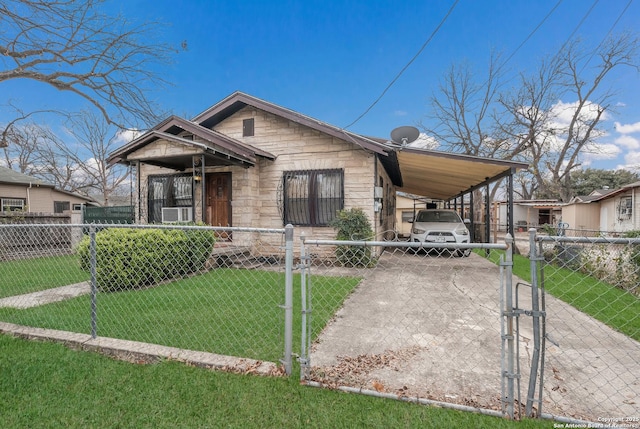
top-left (329, 208), bottom-right (375, 267)
top-left (77, 226), bottom-right (215, 291)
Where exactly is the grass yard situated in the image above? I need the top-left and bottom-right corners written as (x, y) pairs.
top-left (0, 334), bottom-right (550, 429)
top-left (0, 268), bottom-right (360, 363)
top-left (0, 254), bottom-right (89, 298)
top-left (480, 250), bottom-right (640, 341)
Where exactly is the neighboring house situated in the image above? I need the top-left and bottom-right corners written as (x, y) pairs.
top-left (107, 91), bottom-right (526, 247)
top-left (395, 192), bottom-right (439, 238)
top-left (0, 166), bottom-right (94, 216)
top-left (562, 188), bottom-right (615, 233)
top-left (495, 200), bottom-right (564, 231)
top-left (564, 183), bottom-right (640, 234)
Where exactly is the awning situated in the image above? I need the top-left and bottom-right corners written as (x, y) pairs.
top-left (393, 147), bottom-right (529, 200)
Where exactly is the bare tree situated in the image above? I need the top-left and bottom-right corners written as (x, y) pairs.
top-left (422, 57), bottom-right (500, 157)
top-left (498, 56), bottom-right (564, 199)
top-left (0, 0), bottom-right (174, 135)
top-left (421, 54), bottom-right (524, 218)
top-left (44, 111), bottom-right (134, 204)
top-left (2, 110), bottom-right (133, 204)
top-left (424, 33), bottom-right (639, 202)
top-left (0, 122), bottom-right (52, 174)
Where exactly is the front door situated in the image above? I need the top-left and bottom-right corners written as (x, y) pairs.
top-left (206, 173), bottom-right (231, 230)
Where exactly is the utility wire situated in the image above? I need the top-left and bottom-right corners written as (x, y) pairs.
top-left (579, 0), bottom-right (633, 73)
top-left (498, 0), bottom-right (563, 72)
top-left (553, 0), bottom-right (601, 60)
top-left (343, 0), bottom-right (460, 130)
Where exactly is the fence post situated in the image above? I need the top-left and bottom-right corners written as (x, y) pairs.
top-left (283, 224), bottom-right (294, 375)
top-left (502, 233), bottom-right (516, 418)
top-left (89, 225), bottom-right (98, 339)
top-left (299, 232), bottom-right (309, 381)
top-left (526, 228), bottom-right (542, 417)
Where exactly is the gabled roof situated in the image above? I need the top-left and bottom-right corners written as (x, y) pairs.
top-left (589, 181), bottom-right (640, 202)
top-left (0, 166), bottom-right (52, 188)
top-left (107, 115), bottom-right (275, 169)
top-left (0, 166), bottom-right (95, 202)
top-left (192, 91), bottom-right (391, 156)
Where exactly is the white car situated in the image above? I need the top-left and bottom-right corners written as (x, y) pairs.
top-left (410, 209), bottom-right (471, 257)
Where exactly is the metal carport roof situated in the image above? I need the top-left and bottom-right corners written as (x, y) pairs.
top-left (392, 146), bottom-right (529, 200)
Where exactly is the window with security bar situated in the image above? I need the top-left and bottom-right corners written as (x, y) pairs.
top-left (1, 198), bottom-right (25, 212)
top-left (282, 169), bottom-right (344, 226)
top-left (618, 196), bottom-right (632, 220)
top-left (147, 174), bottom-right (193, 223)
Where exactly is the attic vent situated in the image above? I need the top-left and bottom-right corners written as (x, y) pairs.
top-left (243, 118), bottom-right (254, 137)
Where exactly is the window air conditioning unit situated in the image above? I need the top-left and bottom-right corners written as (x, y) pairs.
top-left (161, 207), bottom-right (193, 223)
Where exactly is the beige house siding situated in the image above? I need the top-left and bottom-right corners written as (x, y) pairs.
top-left (0, 183), bottom-right (89, 213)
top-left (212, 106), bottom-right (384, 240)
top-left (601, 193), bottom-right (636, 233)
top-left (562, 203), bottom-right (600, 232)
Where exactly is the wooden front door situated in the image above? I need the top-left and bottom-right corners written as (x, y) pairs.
top-left (206, 173), bottom-right (231, 228)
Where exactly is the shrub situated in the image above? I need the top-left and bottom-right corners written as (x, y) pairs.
top-left (77, 226), bottom-right (215, 291)
top-left (329, 208), bottom-right (375, 267)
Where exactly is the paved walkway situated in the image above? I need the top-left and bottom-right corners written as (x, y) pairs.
top-left (0, 282), bottom-right (90, 309)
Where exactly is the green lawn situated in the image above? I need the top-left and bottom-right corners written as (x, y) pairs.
top-left (0, 268), bottom-right (360, 363)
top-left (480, 250), bottom-right (640, 341)
top-left (0, 334), bottom-right (550, 429)
top-left (0, 254), bottom-right (89, 298)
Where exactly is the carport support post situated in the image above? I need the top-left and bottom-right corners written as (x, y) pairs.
top-left (283, 224), bottom-right (294, 375)
top-left (89, 226), bottom-right (98, 339)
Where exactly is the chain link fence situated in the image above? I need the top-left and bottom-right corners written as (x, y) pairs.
top-left (298, 237), bottom-right (512, 415)
top-left (0, 223), bottom-right (292, 369)
top-left (1, 222), bottom-right (638, 424)
top-left (526, 230), bottom-right (640, 422)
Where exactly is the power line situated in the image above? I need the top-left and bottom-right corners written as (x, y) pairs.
top-left (499, 0), bottom-right (563, 71)
top-left (579, 0), bottom-right (633, 73)
top-left (343, 0), bottom-right (460, 130)
top-left (554, 0), bottom-right (601, 60)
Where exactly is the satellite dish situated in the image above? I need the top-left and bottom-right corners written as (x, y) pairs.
top-left (390, 126), bottom-right (420, 145)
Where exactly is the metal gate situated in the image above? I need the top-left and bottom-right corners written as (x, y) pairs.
top-left (297, 237), bottom-right (513, 417)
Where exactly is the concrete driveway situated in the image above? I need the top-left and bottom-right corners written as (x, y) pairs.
top-left (309, 250), bottom-right (639, 421)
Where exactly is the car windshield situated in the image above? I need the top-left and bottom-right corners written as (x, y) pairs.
top-left (416, 211), bottom-right (460, 223)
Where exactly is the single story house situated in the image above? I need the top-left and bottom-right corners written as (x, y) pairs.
top-left (495, 199), bottom-right (564, 232)
top-left (0, 166), bottom-right (94, 218)
top-left (563, 183), bottom-right (640, 234)
top-left (107, 91), bottom-right (527, 248)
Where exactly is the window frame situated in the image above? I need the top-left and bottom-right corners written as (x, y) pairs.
top-left (618, 196), bottom-right (633, 220)
top-left (1, 197), bottom-right (26, 212)
top-left (243, 118), bottom-right (255, 137)
top-left (147, 173), bottom-right (194, 223)
top-left (54, 201), bottom-right (70, 213)
top-left (282, 169), bottom-right (344, 227)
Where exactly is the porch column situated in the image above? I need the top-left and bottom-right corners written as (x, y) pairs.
top-left (507, 168), bottom-right (515, 238)
top-left (485, 181), bottom-right (490, 243)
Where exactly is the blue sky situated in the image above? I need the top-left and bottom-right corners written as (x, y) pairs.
top-left (3, 0), bottom-right (640, 171)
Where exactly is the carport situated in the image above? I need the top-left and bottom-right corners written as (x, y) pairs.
top-left (382, 145), bottom-right (528, 242)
